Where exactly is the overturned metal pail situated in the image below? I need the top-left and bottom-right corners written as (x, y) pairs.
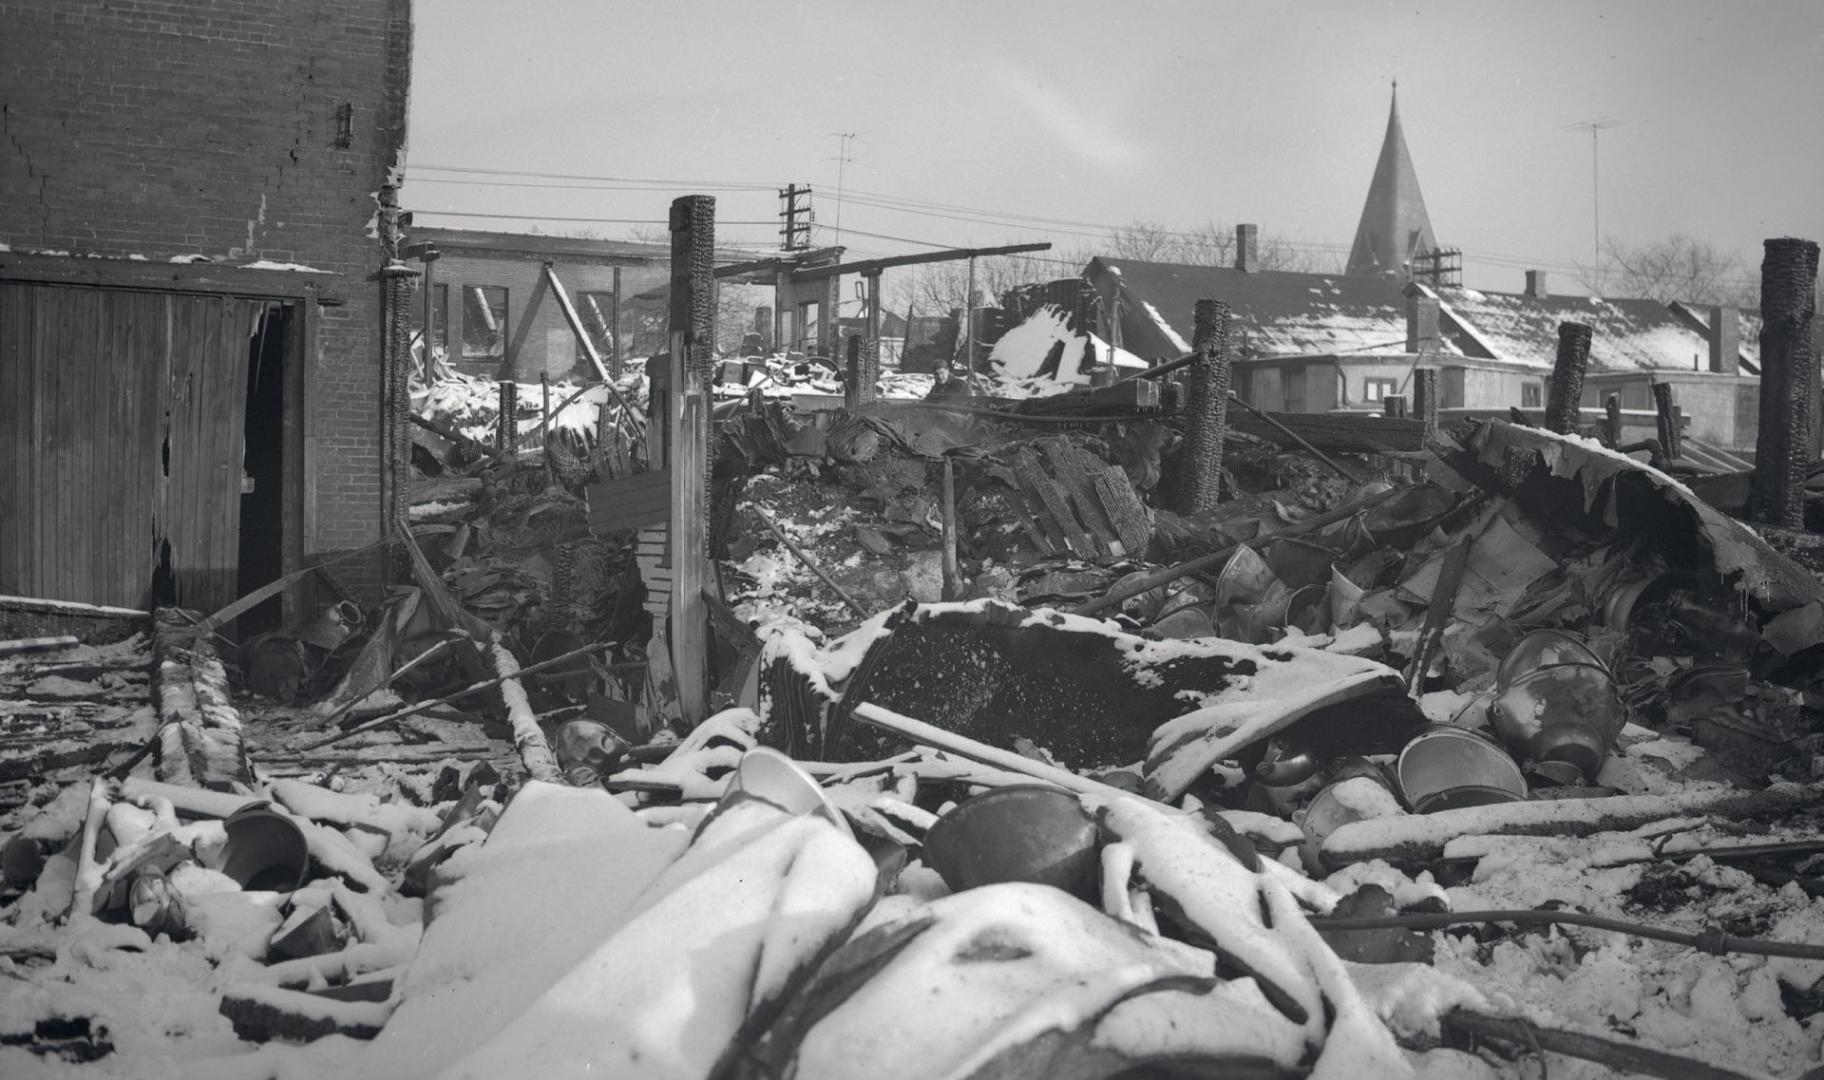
top-left (921, 785), bottom-right (1099, 902)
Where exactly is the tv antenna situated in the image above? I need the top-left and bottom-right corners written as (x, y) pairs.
top-left (1558, 117), bottom-right (1625, 262)
top-left (828, 132), bottom-right (859, 250)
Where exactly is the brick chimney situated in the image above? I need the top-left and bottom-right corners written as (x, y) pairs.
top-left (1707, 304), bottom-right (1738, 374)
top-left (1524, 270), bottom-right (1549, 299)
top-left (1235, 224), bottom-right (1259, 273)
top-left (1406, 293), bottom-right (1440, 353)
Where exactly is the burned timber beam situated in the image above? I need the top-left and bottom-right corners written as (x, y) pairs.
top-left (1169, 299), bottom-right (1232, 514)
top-left (1545, 321), bottom-right (1592, 435)
top-left (1751, 237), bottom-right (1819, 527)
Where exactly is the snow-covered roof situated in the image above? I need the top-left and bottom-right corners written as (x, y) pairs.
top-left (1435, 288), bottom-right (1717, 373)
top-left (1086, 258), bottom-right (1464, 361)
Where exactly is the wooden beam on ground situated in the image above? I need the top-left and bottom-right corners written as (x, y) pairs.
top-left (753, 507), bottom-right (868, 618)
top-left (1225, 393), bottom-right (1360, 482)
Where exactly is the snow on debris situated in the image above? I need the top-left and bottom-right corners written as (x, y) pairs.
top-left (984, 303), bottom-right (1149, 398)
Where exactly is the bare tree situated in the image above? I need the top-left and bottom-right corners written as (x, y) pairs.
top-left (1576, 234), bottom-right (1758, 307)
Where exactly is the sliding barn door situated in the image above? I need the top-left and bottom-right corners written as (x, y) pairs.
top-left (0, 282), bottom-right (258, 611)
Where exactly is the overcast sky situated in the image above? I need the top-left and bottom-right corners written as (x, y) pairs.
top-left (401, 0), bottom-right (1824, 292)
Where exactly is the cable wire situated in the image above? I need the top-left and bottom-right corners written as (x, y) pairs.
top-left (1307, 908), bottom-right (1824, 960)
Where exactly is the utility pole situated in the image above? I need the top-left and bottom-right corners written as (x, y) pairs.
top-left (1559, 118), bottom-right (1624, 263)
top-left (777, 184), bottom-right (813, 251)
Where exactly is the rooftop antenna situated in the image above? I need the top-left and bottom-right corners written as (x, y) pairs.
top-left (828, 132), bottom-right (858, 250)
top-left (1558, 117), bottom-right (1625, 262)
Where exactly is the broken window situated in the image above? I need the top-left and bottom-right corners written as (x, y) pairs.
top-left (462, 285), bottom-right (508, 360)
top-left (1522, 380), bottom-right (1544, 408)
top-left (1363, 376), bottom-right (1399, 402)
top-left (576, 291), bottom-right (615, 364)
top-left (414, 283), bottom-right (448, 355)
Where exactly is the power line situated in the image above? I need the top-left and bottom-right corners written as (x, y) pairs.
top-left (415, 209), bottom-right (780, 226)
top-left (411, 163), bottom-right (775, 189)
top-left (407, 177), bottom-right (783, 195)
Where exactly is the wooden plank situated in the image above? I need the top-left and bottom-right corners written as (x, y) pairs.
top-left (669, 390), bottom-right (709, 725)
top-left (1091, 465), bottom-right (1153, 558)
top-left (1038, 437), bottom-right (1117, 557)
top-left (1228, 410), bottom-right (1425, 454)
top-left (0, 284), bottom-right (17, 595)
top-left (36, 284), bottom-right (61, 600)
top-left (1012, 446), bottom-right (1093, 557)
top-left (0, 253), bottom-right (344, 303)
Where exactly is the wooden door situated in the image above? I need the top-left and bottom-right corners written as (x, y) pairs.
top-left (0, 282), bottom-right (258, 610)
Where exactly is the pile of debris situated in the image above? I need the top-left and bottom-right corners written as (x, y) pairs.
top-left (3, 354), bottom-right (1824, 1077)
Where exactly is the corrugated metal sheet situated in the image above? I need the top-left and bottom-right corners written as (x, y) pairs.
top-left (1, 282), bottom-right (255, 610)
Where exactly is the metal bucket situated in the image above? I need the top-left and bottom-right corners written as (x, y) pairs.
top-left (1489, 663), bottom-right (1626, 782)
top-left (217, 803), bottom-right (311, 892)
top-left (921, 785), bottom-right (1100, 901)
top-left (1212, 545), bottom-right (1280, 610)
top-left (1490, 629), bottom-right (1626, 782)
top-left (1396, 725), bottom-right (1528, 813)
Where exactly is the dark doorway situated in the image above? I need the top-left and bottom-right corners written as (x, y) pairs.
top-left (236, 303), bottom-right (292, 634)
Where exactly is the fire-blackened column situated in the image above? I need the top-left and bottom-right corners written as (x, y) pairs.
top-left (1752, 237), bottom-right (1820, 527)
top-left (668, 194), bottom-right (717, 725)
top-left (1172, 299), bottom-right (1233, 514)
top-left (1545, 321), bottom-right (1592, 434)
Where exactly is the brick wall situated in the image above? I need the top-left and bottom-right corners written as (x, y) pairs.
top-left (0, 0), bottom-right (412, 595)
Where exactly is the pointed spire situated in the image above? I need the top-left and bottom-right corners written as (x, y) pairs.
top-left (1346, 83), bottom-right (1437, 279)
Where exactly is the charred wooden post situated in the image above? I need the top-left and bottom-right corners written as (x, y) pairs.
top-left (496, 380), bottom-right (517, 452)
top-left (1545, 321), bottom-right (1592, 434)
top-left (845, 334), bottom-right (865, 409)
top-left (1604, 393), bottom-right (1624, 448)
top-left (610, 266), bottom-right (624, 380)
top-left (667, 194), bottom-right (718, 725)
top-left (941, 457), bottom-right (961, 601)
top-left (1751, 237), bottom-right (1820, 527)
top-left (862, 269), bottom-right (883, 401)
top-left (1171, 299), bottom-right (1232, 514)
top-left (1382, 395), bottom-right (1408, 419)
top-left (1411, 368), bottom-right (1439, 439)
top-left (1651, 382), bottom-right (1682, 460)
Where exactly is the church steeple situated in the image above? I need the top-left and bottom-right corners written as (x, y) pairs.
top-left (1346, 82), bottom-right (1438, 279)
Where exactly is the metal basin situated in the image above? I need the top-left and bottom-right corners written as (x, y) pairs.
top-left (922, 785), bottom-right (1100, 901)
top-left (722, 746), bottom-right (852, 838)
top-left (1396, 725), bottom-right (1527, 813)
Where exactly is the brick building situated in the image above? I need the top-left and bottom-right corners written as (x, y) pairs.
top-left (0, 0), bottom-right (413, 624)
top-left (409, 228), bottom-right (669, 382)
